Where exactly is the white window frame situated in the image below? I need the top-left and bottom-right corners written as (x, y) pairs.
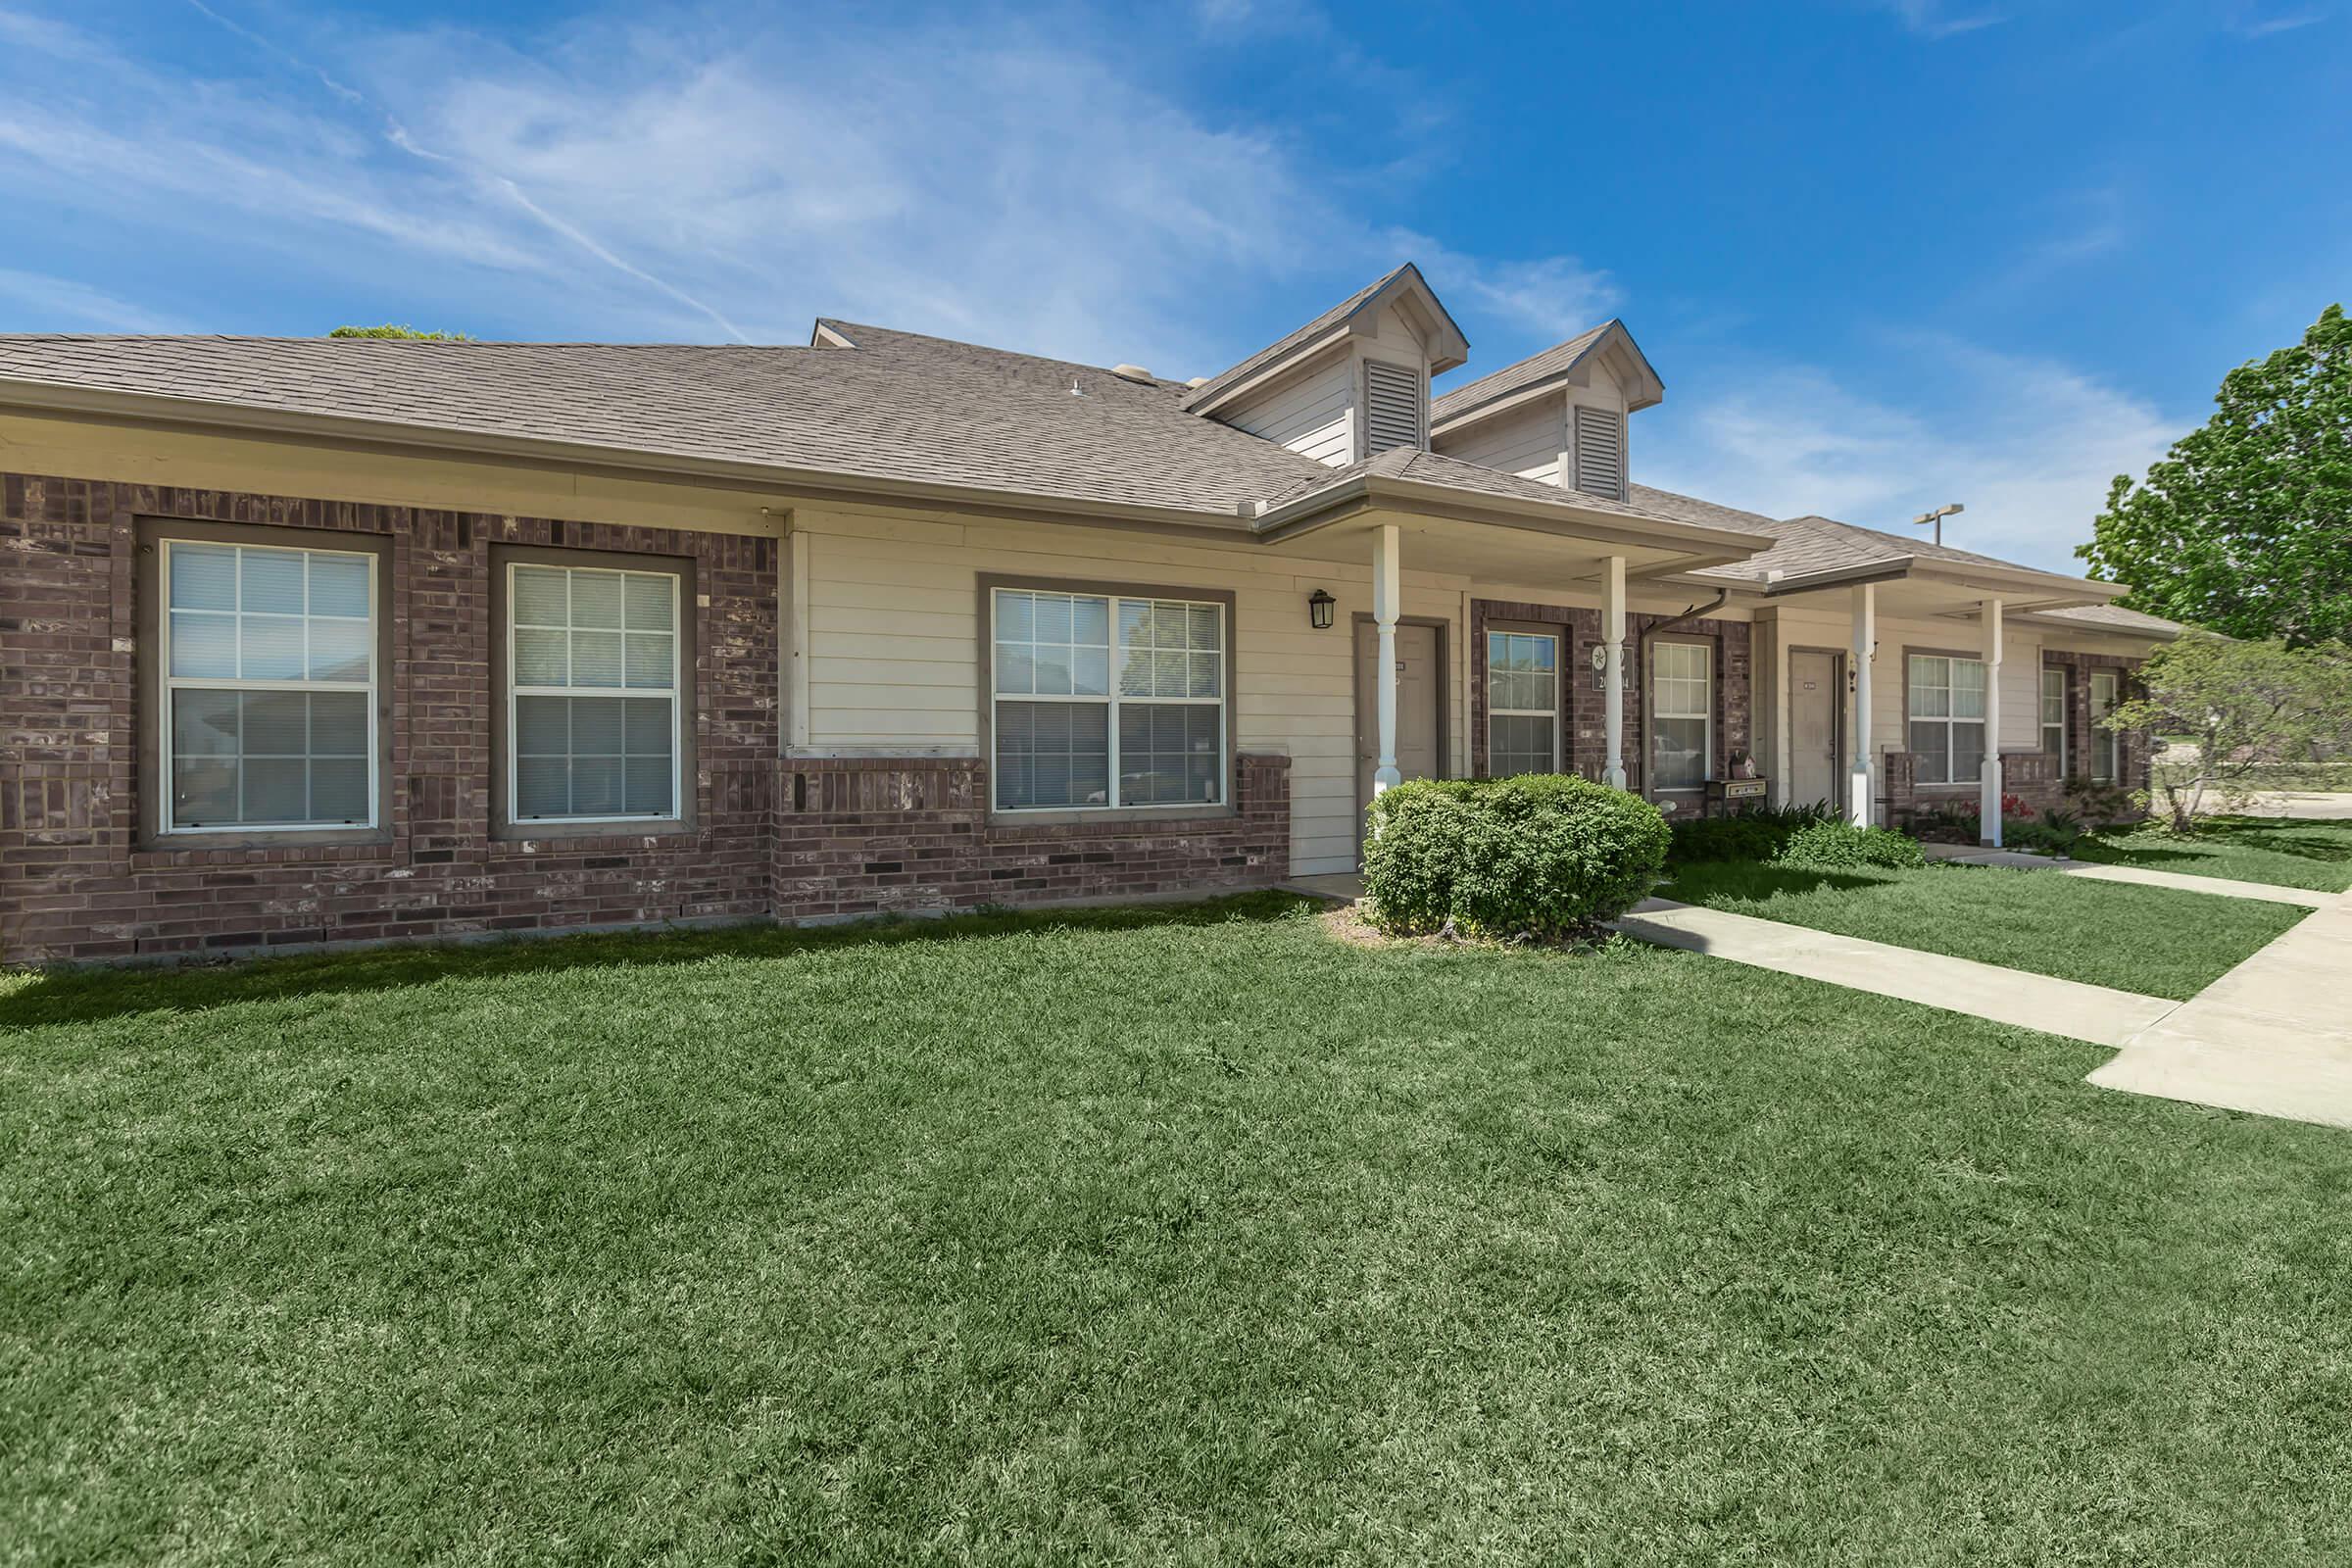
top-left (2041, 664), bottom-right (2069, 763)
top-left (158, 537), bottom-right (379, 835)
top-left (504, 561), bottom-right (684, 826)
top-left (1908, 654), bottom-right (1988, 787)
top-left (1648, 639), bottom-right (1713, 793)
top-left (2089, 669), bottom-right (2120, 783)
top-left (989, 587), bottom-right (1228, 814)
top-left (1485, 629), bottom-right (1561, 776)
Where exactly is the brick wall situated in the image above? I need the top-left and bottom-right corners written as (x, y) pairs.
top-left (774, 755), bottom-right (1290, 920)
top-left (1879, 652), bottom-right (2147, 828)
top-left (1466, 599), bottom-right (1751, 803)
top-left (3, 470), bottom-right (1288, 964)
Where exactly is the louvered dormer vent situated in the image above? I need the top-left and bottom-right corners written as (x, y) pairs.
top-left (1573, 405), bottom-right (1626, 500)
top-left (1362, 360), bottom-right (1423, 456)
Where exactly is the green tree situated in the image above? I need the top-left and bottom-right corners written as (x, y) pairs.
top-left (327, 324), bottom-right (472, 340)
top-left (2104, 635), bottom-right (2352, 830)
top-left (2079, 304), bottom-right (2352, 645)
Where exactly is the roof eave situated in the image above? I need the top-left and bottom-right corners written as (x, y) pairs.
top-left (0, 375), bottom-right (1261, 535)
top-left (1250, 471), bottom-right (1774, 566)
top-left (1429, 318), bottom-right (1665, 436)
top-left (1183, 262), bottom-right (1471, 414)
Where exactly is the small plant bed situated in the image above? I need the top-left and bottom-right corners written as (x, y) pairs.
top-left (2070, 816), bottom-right (2352, 893)
top-left (1659, 859), bottom-right (2305, 999)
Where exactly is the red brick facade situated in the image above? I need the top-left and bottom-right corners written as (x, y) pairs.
top-left (776, 756), bottom-right (1291, 921)
top-left (1878, 651), bottom-right (2148, 827)
top-left (2, 471), bottom-right (1289, 964)
top-left (1467, 598), bottom-right (1753, 803)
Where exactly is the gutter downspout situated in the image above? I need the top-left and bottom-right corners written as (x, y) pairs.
top-left (1632, 589), bottom-right (1730, 797)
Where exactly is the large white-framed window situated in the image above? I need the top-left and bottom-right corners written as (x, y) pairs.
top-left (1908, 654), bottom-right (1987, 786)
top-left (2089, 669), bottom-right (2120, 783)
top-left (160, 538), bottom-right (378, 832)
top-left (1486, 629), bottom-right (1560, 776)
top-left (990, 585), bottom-right (1226, 812)
top-left (506, 561), bottom-right (682, 823)
top-left (1649, 640), bottom-right (1712, 792)
top-left (2041, 664), bottom-right (2069, 763)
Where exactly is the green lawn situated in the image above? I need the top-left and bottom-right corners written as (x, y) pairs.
top-left (2073, 816), bottom-right (2352, 893)
top-left (8, 898), bottom-right (2352, 1565)
top-left (1661, 859), bottom-right (2303, 999)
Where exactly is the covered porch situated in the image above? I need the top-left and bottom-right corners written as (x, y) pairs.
top-left (1251, 465), bottom-right (1770, 820)
top-left (1757, 558), bottom-right (2121, 847)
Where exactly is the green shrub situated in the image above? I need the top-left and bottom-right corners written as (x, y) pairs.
top-left (1666, 802), bottom-right (1837, 864)
top-left (1668, 804), bottom-right (1924, 870)
top-left (1362, 775), bottom-right (1669, 939)
top-left (1774, 819), bottom-right (1927, 870)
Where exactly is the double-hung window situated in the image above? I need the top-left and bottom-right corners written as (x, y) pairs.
top-left (2089, 669), bottom-right (2120, 783)
top-left (990, 585), bottom-right (1226, 811)
top-left (1908, 654), bottom-right (1987, 786)
top-left (1486, 630), bottom-right (1559, 776)
top-left (506, 560), bottom-right (683, 823)
top-left (2041, 665), bottom-right (2069, 762)
top-left (160, 538), bottom-right (377, 832)
top-left (1649, 641), bottom-right (1712, 792)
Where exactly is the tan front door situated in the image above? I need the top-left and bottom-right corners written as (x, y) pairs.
top-left (1355, 621), bottom-right (1442, 835)
top-left (1788, 649), bottom-right (1842, 811)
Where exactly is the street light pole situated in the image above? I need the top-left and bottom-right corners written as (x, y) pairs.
top-left (1912, 502), bottom-right (1965, 548)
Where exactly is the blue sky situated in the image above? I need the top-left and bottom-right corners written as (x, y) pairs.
top-left (1, 0), bottom-right (2345, 571)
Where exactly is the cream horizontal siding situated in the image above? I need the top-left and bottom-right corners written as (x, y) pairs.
top-left (1221, 354), bottom-right (1354, 467)
top-left (1436, 398), bottom-right (1565, 485)
top-left (794, 504), bottom-right (1470, 873)
top-left (1866, 613), bottom-right (2044, 772)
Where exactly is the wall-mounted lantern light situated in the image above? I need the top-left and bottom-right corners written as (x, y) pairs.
top-left (1307, 589), bottom-right (1336, 630)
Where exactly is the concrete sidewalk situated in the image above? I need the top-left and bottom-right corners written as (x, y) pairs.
top-left (2092, 892), bottom-right (2352, 1128)
top-left (1921, 844), bottom-right (2336, 908)
top-left (1610, 899), bottom-right (2178, 1049)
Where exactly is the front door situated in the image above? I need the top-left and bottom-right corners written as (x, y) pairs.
top-left (1355, 620), bottom-right (1441, 835)
top-left (1788, 649), bottom-right (1843, 811)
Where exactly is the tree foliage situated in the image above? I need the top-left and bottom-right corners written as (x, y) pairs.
top-left (2079, 304), bottom-right (2351, 645)
top-left (327, 324), bottom-right (473, 340)
top-left (2105, 634), bottom-right (2352, 830)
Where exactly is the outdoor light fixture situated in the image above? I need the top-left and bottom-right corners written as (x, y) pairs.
top-left (1307, 589), bottom-right (1336, 629)
top-left (1912, 502), bottom-right (1966, 547)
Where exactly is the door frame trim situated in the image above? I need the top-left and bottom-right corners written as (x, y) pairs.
top-left (1350, 612), bottom-right (1453, 837)
top-left (1787, 643), bottom-right (1846, 813)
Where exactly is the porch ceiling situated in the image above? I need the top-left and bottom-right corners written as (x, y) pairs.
top-left (1257, 506), bottom-right (1743, 589)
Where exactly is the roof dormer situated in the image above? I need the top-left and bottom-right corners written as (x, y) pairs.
top-left (1184, 263), bottom-right (1470, 467)
top-left (1428, 319), bottom-right (1663, 502)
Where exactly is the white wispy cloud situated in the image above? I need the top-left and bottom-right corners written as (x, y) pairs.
top-left (1399, 233), bottom-right (1625, 342)
top-left (1877, 0), bottom-right (2006, 39)
top-left (0, 269), bottom-right (186, 331)
top-left (2227, 4), bottom-right (2328, 36)
top-left (1642, 337), bottom-right (2185, 574)
top-left (0, 6), bottom-right (1337, 367)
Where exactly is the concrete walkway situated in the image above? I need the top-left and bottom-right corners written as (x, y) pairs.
top-left (1921, 844), bottom-right (2335, 908)
top-left (1609, 899), bottom-right (2178, 1049)
top-left (2092, 892), bottom-right (2352, 1128)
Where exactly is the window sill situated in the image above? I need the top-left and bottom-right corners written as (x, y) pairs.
top-left (987, 805), bottom-right (1238, 833)
top-left (135, 826), bottom-right (392, 857)
top-left (492, 817), bottom-right (697, 845)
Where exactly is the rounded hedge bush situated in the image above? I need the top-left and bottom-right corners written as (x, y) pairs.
top-left (1774, 819), bottom-right (1926, 870)
top-left (1361, 775), bottom-right (1669, 939)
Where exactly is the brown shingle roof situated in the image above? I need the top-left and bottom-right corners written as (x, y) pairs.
top-left (2032, 602), bottom-right (2184, 634)
top-left (1430, 320), bottom-right (1612, 428)
top-left (1178, 263), bottom-right (1446, 412)
top-left (0, 327), bottom-right (1333, 518)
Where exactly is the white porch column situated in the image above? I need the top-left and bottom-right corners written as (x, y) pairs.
top-left (1849, 581), bottom-right (1875, 827)
top-left (1372, 523), bottom-right (1401, 797)
top-left (1601, 556), bottom-right (1628, 789)
top-left (1980, 597), bottom-right (2004, 847)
